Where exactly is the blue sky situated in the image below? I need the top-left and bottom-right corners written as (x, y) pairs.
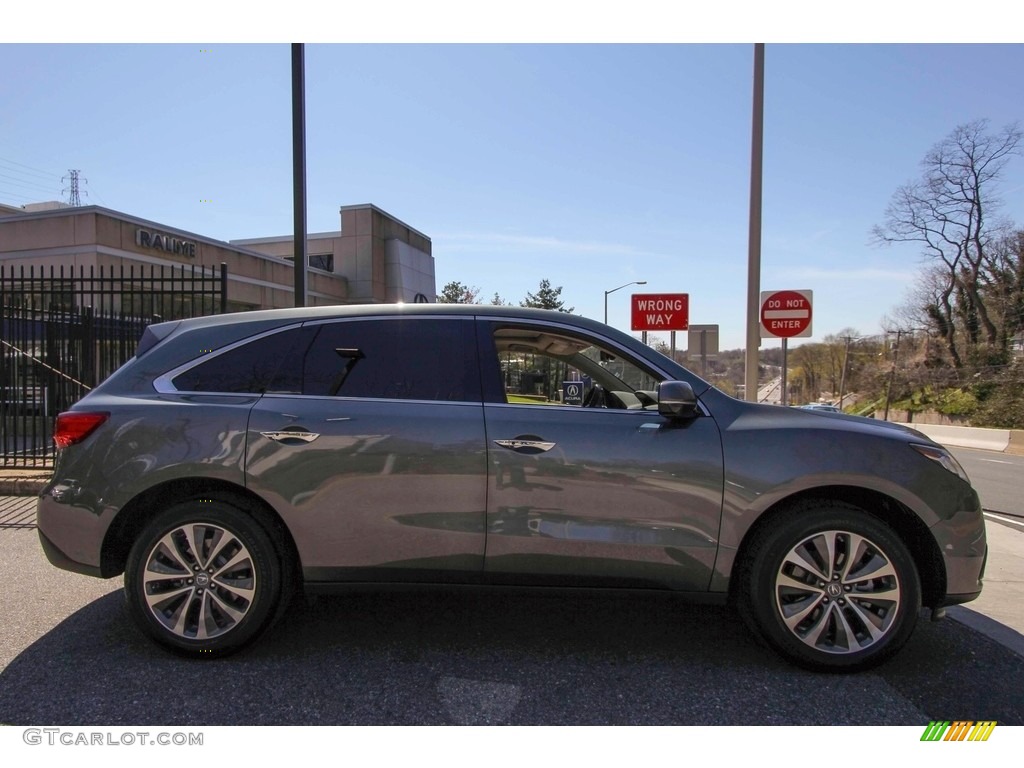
top-left (3, 8), bottom-right (1022, 350)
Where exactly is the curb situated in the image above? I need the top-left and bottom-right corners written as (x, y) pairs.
top-left (0, 476), bottom-right (50, 497)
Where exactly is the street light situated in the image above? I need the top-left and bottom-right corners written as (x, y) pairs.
top-left (604, 280), bottom-right (646, 324)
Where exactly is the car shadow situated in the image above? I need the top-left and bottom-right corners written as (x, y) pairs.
top-left (0, 588), bottom-right (1021, 725)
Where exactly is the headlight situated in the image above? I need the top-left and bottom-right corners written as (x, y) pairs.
top-left (910, 443), bottom-right (971, 484)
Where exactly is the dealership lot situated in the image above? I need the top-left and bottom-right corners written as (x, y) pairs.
top-left (1, 496), bottom-right (1021, 725)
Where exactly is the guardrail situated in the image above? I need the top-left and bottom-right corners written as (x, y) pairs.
top-left (894, 422), bottom-right (1024, 455)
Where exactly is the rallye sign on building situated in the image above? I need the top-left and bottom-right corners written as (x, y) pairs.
top-left (136, 228), bottom-right (198, 258)
top-left (631, 293), bottom-right (689, 331)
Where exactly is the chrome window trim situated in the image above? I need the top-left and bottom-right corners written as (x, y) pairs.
top-left (155, 315), bottom-right (481, 399)
top-left (259, 393), bottom-right (485, 408)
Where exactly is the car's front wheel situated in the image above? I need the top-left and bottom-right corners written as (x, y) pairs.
top-left (739, 502), bottom-right (921, 672)
top-left (124, 500), bottom-right (282, 656)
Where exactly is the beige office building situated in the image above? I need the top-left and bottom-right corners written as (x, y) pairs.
top-left (0, 201), bottom-right (436, 311)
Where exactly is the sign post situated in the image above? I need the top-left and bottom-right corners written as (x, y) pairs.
top-left (760, 290), bottom-right (813, 405)
top-left (687, 324), bottom-right (719, 378)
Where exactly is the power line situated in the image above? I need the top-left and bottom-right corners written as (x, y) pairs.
top-left (0, 156), bottom-right (62, 181)
top-left (0, 190), bottom-right (40, 205)
top-left (0, 172), bottom-right (61, 195)
top-left (0, 157), bottom-right (63, 206)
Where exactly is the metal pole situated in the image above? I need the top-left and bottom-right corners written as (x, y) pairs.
top-left (670, 330), bottom-right (676, 359)
top-left (292, 43), bottom-right (308, 308)
top-left (744, 43), bottom-right (765, 402)
top-left (604, 280), bottom-right (646, 326)
top-left (781, 338), bottom-right (788, 406)
top-left (219, 262), bottom-right (228, 314)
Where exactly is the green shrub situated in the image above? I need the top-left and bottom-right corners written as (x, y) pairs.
top-left (935, 388), bottom-right (978, 417)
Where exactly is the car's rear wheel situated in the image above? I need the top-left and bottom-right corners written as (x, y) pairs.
top-left (125, 500), bottom-right (282, 656)
top-left (739, 502), bottom-right (921, 672)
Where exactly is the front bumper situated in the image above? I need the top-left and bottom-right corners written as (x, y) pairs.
top-left (931, 504), bottom-right (987, 606)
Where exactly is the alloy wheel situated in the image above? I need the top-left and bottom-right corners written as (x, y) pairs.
top-left (141, 522), bottom-right (257, 641)
top-left (774, 529), bottom-right (902, 655)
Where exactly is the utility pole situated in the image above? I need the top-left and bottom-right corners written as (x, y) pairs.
top-left (837, 335), bottom-right (853, 410)
top-left (882, 330), bottom-right (903, 422)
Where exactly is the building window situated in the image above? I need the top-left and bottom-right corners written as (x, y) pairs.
top-left (309, 253), bottom-right (333, 272)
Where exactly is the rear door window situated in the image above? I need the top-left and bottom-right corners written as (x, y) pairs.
top-left (302, 318), bottom-right (481, 402)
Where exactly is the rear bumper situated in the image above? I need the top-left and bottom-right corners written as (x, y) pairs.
top-left (38, 528), bottom-right (104, 578)
top-left (35, 488), bottom-right (109, 577)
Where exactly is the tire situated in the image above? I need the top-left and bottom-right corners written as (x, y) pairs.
top-left (739, 502), bottom-right (921, 672)
top-left (124, 500), bottom-right (283, 657)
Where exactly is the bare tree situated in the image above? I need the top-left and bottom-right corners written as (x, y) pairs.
top-left (979, 229), bottom-right (1024, 348)
top-left (873, 120), bottom-right (1021, 366)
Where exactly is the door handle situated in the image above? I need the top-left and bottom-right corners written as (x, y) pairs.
top-left (261, 429), bottom-right (320, 443)
top-left (494, 437), bottom-right (556, 454)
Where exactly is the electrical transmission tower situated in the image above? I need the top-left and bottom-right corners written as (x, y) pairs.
top-left (62, 169), bottom-right (87, 206)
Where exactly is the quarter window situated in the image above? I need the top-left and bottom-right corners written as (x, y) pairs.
top-left (171, 326), bottom-right (314, 394)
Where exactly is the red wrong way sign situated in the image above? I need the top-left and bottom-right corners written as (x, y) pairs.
top-left (760, 289), bottom-right (813, 338)
top-left (631, 293), bottom-right (689, 331)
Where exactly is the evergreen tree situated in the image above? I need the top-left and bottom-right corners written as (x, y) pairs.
top-left (520, 279), bottom-right (574, 313)
top-left (436, 281), bottom-right (480, 304)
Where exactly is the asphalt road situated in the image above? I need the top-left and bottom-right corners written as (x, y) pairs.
top-left (1, 502), bottom-right (1021, 726)
top-left (951, 447), bottom-right (1024, 518)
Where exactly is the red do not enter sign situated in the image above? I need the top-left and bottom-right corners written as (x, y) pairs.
top-left (760, 289), bottom-right (813, 338)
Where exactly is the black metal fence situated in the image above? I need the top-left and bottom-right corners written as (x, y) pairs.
top-left (1, 262), bottom-right (226, 468)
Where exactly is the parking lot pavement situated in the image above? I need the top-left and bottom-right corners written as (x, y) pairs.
top-left (4, 496), bottom-right (1023, 660)
top-left (0, 496), bottom-right (35, 528)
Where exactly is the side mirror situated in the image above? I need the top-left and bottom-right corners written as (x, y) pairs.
top-left (657, 380), bottom-right (698, 420)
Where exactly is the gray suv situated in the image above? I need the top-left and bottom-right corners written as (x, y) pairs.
top-left (37, 304), bottom-right (987, 671)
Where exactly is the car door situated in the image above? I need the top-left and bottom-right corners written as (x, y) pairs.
top-left (245, 316), bottom-right (488, 584)
top-left (479, 319), bottom-right (724, 591)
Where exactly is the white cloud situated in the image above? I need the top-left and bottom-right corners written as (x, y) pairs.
top-left (435, 231), bottom-right (669, 259)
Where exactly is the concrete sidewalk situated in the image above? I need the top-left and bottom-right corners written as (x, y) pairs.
top-left (947, 514), bottom-right (1024, 657)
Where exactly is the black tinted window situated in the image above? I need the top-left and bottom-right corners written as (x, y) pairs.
top-left (303, 318), bottom-right (479, 401)
top-left (172, 326), bottom-right (314, 394)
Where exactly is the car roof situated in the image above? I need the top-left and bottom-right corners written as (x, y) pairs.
top-left (151, 303), bottom-right (601, 332)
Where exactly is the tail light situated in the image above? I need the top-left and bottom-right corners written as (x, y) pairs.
top-left (53, 412), bottom-right (110, 449)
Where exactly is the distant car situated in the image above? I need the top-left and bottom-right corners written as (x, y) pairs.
top-left (37, 304), bottom-right (986, 671)
top-left (800, 403), bottom-right (841, 413)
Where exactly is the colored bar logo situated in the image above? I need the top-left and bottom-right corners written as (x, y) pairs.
top-left (921, 721), bottom-right (997, 741)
